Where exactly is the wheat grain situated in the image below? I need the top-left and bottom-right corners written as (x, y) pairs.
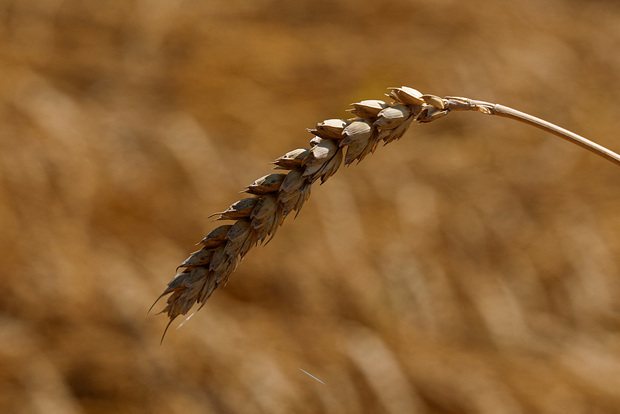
top-left (153, 87), bottom-right (620, 339)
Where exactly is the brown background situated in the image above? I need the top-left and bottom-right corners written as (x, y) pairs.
top-left (2, 1), bottom-right (620, 413)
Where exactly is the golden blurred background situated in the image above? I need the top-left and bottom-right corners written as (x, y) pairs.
top-left (2, 0), bottom-right (620, 413)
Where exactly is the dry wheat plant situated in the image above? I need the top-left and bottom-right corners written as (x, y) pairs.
top-left (152, 86), bottom-right (620, 338)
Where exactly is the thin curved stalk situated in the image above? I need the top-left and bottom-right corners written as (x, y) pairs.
top-left (445, 97), bottom-right (620, 167)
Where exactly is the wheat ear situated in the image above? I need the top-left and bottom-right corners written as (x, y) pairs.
top-left (153, 87), bottom-right (620, 339)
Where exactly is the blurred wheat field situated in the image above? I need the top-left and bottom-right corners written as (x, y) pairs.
top-left (2, 1), bottom-right (620, 413)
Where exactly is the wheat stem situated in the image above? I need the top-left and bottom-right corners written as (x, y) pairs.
top-left (445, 97), bottom-right (620, 166)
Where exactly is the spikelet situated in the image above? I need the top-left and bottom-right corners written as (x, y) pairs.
top-left (310, 119), bottom-right (347, 139)
top-left (350, 100), bottom-right (390, 118)
top-left (153, 87), bottom-right (441, 336)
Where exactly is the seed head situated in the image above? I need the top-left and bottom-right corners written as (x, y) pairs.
top-left (272, 148), bottom-right (310, 170)
top-left (341, 119), bottom-right (373, 147)
top-left (374, 105), bottom-right (412, 130)
top-left (209, 197), bottom-right (259, 220)
top-left (311, 119), bottom-right (348, 139)
top-left (388, 86), bottom-right (426, 105)
top-left (421, 94), bottom-right (447, 110)
top-left (350, 100), bottom-right (390, 118)
top-left (244, 173), bottom-right (287, 195)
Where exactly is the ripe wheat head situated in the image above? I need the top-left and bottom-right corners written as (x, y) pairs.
top-left (152, 87), bottom-right (620, 339)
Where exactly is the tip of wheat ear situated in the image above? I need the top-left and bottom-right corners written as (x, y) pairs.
top-left (153, 86), bottom-right (620, 338)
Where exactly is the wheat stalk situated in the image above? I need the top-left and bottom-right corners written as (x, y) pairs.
top-left (152, 87), bottom-right (620, 339)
